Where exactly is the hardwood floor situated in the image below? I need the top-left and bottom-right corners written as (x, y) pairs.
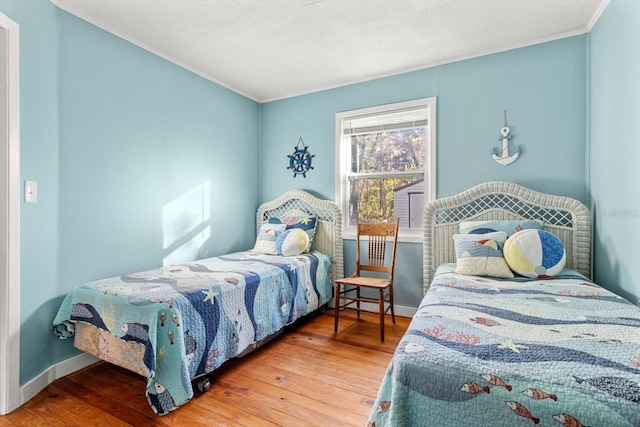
top-left (1, 309), bottom-right (411, 426)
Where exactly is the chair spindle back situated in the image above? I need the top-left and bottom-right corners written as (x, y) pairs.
top-left (356, 220), bottom-right (400, 277)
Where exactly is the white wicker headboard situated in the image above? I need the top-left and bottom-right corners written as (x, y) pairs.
top-left (423, 181), bottom-right (591, 293)
top-left (256, 190), bottom-right (344, 283)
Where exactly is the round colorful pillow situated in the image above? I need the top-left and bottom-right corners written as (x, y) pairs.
top-left (503, 229), bottom-right (566, 278)
top-left (275, 228), bottom-right (310, 257)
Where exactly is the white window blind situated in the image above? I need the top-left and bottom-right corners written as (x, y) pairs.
top-left (342, 108), bottom-right (428, 136)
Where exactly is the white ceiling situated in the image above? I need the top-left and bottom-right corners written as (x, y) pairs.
top-left (51, 0), bottom-right (608, 102)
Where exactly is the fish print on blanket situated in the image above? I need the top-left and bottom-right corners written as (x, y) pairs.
top-left (148, 382), bottom-right (177, 415)
top-left (522, 387), bottom-right (558, 401)
top-left (121, 322), bottom-right (149, 343)
top-left (573, 376), bottom-right (640, 402)
top-left (505, 401), bottom-right (540, 424)
top-left (481, 374), bottom-right (512, 391)
top-left (553, 413), bottom-right (589, 427)
top-left (377, 401), bottom-right (391, 412)
top-left (70, 303), bottom-right (109, 332)
top-left (460, 382), bottom-right (490, 394)
top-left (184, 330), bottom-right (197, 366)
top-left (120, 322), bottom-right (156, 373)
top-left (395, 361), bottom-right (480, 402)
top-left (472, 316), bottom-right (502, 327)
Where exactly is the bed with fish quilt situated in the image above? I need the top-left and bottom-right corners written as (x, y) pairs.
top-left (368, 265), bottom-right (640, 427)
top-left (52, 250), bottom-right (331, 415)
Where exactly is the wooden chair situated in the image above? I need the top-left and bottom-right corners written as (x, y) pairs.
top-left (334, 219), bottom-right (399, 342)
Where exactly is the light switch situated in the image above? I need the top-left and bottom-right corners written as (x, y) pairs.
top-left (25, 180), bottom-right (37, 203)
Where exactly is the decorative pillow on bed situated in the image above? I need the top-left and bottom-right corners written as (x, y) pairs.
top-left (453, 231), bottom-right (514, 278)
top-left (503, 229), bottom-right (566, 278)
top-left (275, 228), bottom-right (310, 257)
top-left (269, 216), bottom-right (317, 252)
top-left (459, 219), bottom-right (543, 236)
top-left (252, 223), bottom-right (287, 255)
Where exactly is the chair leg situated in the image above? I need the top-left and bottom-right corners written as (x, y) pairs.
top-left (379, 288), bottom-right (385, 342)
top-left (334, 284), bottom-right (340, 333)
top-left (356, 286), bottom-right (361, 318)
top-left (390, 285), bottom-right (395, 324)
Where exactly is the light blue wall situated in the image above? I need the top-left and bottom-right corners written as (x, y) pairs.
top-left (589, 0), bottom-right (640, 305)
top-left (261, 36), bottom-right (588, 308)
top-left (1, 0), bottom-right (261, 385)
top-left (1, 0), bottom-right (61, 389)
top-left (5, 0), bottom-right (635, 392)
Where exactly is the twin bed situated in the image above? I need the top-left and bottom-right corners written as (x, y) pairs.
top-left (52, 183), bottom-right (639, 426)
top-left (52, 189), bottom-right (343, 415)
top-left (368, 181), bottom-right (639, 427)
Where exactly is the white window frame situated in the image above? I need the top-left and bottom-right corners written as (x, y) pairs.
top-left (335, 97), bottom-right (436, 243)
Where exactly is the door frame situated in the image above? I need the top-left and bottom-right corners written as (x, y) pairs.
top-left (0, 12), bottom-right (21, 416)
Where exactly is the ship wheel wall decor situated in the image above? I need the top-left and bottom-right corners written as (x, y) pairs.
top-left (287, 137), bottom-right (315, 178)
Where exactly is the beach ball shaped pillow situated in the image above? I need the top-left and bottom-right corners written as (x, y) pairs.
top-left (275, 228), bottom-right (310, 257)
top-left (503, 229), bottom-right (566, 278)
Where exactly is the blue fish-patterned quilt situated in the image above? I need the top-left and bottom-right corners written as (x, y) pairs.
top-left (52, 251), bottom-right (331, 415)
top-left (369, 265), bottom-right (640, 427)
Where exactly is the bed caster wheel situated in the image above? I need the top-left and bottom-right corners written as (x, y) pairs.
top-left (196, 377), bottom-right (211, 393)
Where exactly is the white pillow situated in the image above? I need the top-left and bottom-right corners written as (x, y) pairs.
top-left (453, 231), bottom-right (514, 279)
top-left (252, 224), bottom-right (286, 255)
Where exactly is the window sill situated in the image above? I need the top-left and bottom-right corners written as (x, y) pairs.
top-left (342, 230), bottom-right (423, 244)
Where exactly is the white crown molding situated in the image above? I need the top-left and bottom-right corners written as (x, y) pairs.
top-left (586, 0), bottom-right (611, 31)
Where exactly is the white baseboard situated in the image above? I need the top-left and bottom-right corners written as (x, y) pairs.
top-left (353, 301), bottom-right (417, 318)
top-left (329, 297), bottom-right (417, 318)
top-left (20, 352), bottom-right (99, 407)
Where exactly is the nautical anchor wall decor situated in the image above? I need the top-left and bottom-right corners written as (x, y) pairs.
top-left (492, 110), bottom-right (520, 166)
top-left (287, 137), bottom-right (315, 178)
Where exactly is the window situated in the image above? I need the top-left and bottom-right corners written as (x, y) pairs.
top-left (336, 97), bottom-right (436, 242)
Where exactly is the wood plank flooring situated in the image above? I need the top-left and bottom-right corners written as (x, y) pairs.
top-left (1, 309), bottom-right (411, 426)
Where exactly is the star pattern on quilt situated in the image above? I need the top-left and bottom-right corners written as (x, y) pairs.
top-left (202, 287), bottom-right (218, 304)
top-left (497, 339), bottom-right (528, 353)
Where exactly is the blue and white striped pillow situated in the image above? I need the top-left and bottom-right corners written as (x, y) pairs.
top-left (453, 231), bottom-right (514, 278)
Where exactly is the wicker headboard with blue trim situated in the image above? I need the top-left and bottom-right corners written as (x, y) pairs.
top-left (423, 181), bottom-right (591, 293)
top-left (256, 190), bottom-right (343, 283)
